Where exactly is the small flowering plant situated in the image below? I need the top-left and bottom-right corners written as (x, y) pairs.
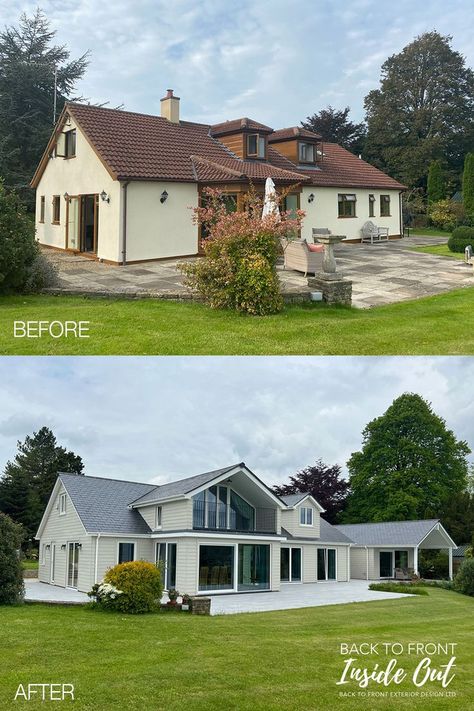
top-left (88, 582), bottom-right (124, 609)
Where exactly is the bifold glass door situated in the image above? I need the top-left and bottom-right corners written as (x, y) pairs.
top-left (238, 544), bottom-right (270, 591)
top-left (379, 551), bottom-right (393, 578)
top-left (66, 197), bottom-right (80, 250)
top-left (156, 542), bottom-right (177, 589)
top-left (280, 547), bottom-right (301, 582)
top-left (67, 542), bottom-right (80, 588)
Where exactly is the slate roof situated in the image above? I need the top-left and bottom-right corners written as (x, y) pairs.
top-left (32, 103), bottom-right (405, 190)
top-left (453, 544), bottom-right (470, 557)
top-left (59, 473), bottom-right (155, 534)
top-left (129, 463), bottom-right (243, 507)
top-left (280, 493), bottom-right (309, 507)
top-left (335, 519), bottom-right (441, 546)
top-left (281, 518), bottom-right (353, 544)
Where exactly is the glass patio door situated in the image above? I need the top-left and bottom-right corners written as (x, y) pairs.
top-left (156, 542), bottom-right (177, 589)
top-left (238, 544), bottom-right (270, 591)
top-left (280, 547), bottom-right (301, 582)
top-left (379, 551), bottom-right (393, 578)
top-left (67, 542), bottom-right (80, 588)
top-left (66, 197), bottom-right (80, 250)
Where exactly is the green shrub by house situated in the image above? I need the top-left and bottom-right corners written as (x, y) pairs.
top-left (0, 180), bottom-right (39, 293)
top-left (0, 513), bottom-right (25, 605)
top-left (453, 558), bottom-right (474, 597)
top-left (96, 560), bottom-right (164, 614)
top-left (448, 226), bottom-right (474, 253)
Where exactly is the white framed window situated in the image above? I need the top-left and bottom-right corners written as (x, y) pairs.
top-left (118, 541), bottom-right (135, 564)
top-left (155, 505), bottom-right (162, 529)
top-left (59, 493), bottom-right (67, 516)
top-left (299, 507), bottom-right (313, 526)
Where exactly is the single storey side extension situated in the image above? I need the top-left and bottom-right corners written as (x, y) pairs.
top-left (31, 91), bottom-right (405, 264)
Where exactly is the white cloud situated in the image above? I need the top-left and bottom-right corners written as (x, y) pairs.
top-left (0, 357), bottom-right (472, 489)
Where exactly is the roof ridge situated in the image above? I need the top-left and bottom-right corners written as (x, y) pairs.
top-left (336, 519), bottom-right (439, 527)
top-left (58, 472), bottom-right (154, 488)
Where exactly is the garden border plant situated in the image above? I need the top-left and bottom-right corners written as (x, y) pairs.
top-left (179, 186), bottom-right (305, 315)
top-left (88, 560), bottom-right (164, 614)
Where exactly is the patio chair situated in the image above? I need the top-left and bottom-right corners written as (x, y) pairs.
top-left (283, 238), bottom-right (324, 277)
top-left (361, 221), bottom-right (389, 244)
top-left (199, 566), bottom-right (209, 587)
top-left (394, 567), bottom-right (413, 581)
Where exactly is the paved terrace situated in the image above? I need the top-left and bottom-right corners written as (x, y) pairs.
top-left (43, 236), bottom-right (473, 309)
top-left (24, 579), bottom-right (412, 614)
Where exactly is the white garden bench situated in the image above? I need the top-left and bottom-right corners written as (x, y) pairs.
top-left (361, 221), bottom-right (389, 244)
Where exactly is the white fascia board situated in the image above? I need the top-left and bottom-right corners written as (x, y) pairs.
top-left (292, 494), bottom-right (325, 513)
top-left (36, 476), bottom-right (87, 539)
top-left (85, 532), bottom-right (152, 538)
top-left (418, 522), bottom-right (456, 549)
top-left (129, 494), bottom-right (186, 509)
top-left (150, 531), bottom-right (286, 542)
top-left (188, 465), bottom-right (287, 509)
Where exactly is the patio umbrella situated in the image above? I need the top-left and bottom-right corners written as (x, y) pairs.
top-left (262, 177), bottom-right (280, 221)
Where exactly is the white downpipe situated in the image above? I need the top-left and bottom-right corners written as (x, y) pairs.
top-left (94, 533), bottom-right (101, 584)
top-left (366, 546), bottom-right (369, 580)
top-left (414, 546), bottom-right (419, 576)
top-left (448, 547), bottom-right (453, 580)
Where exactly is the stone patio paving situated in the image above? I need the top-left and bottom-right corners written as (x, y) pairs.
top-left (43, 236), bottom-right (473, 309)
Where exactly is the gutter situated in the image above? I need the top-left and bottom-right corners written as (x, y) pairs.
top-left (121, 181), bottom-right (130, 266)
top-left (366, 546), bottom-right (369, 580)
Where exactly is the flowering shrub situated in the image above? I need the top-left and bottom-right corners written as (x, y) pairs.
top-left (87, 582), bottom-right (124, 610)
top-left (428, 199), bottom-right (464, 231)
top-left (179, 187), bottom-right (305, 315)
top-left (88, 560), bottom-right (164, 614)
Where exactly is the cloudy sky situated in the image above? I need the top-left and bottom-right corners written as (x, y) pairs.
top-left (2, 0), bottom-right (474, 125)
top-left (0, 357), bottom-right (472, 487)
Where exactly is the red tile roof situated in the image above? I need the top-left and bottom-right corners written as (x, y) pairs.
top-left (269, 126), bottom-right (322, 141)
top-left (31, 104), bottom-right (405, 191)
top-left (210, 117), bottom-right (274, 136)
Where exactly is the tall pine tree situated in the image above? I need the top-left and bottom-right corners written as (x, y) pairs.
top-left (463, 152), bottom-right (474, 218)
top-left (0, 9), bottom-right (89, 205)
top-left (0, 427), bottom-right (84, 539)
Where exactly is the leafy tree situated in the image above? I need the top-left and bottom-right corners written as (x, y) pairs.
top-left (0, 427), bottom-right (84, 540)
top-left (439, 491), bottom-right (474, 545)
top-left (0, 513), bottom-right (25, 605)
top-left (302, 106), bottom-right (366, 154)
top-left (463, 152), bottom-right (474, 218)
top-left (343, 393), bottom-right (470, 523)
top-left (0, 179), bottom-right (38, 293)
top-left (364, 32), bottom-right (474, 189)
top-left (427, 160), bottom-right (446, 203)
top-left (273, 459), bottom-right (350, 524)
top-left (0, 9), bottom-right (89, 205)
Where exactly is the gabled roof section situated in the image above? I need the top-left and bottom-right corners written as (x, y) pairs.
top-left (269, 126), bottom-right (322, 142)
top-left (210, 117), bottom-right (274, 136)
top-left (129, 463), bottom-right (244, 507)
top-left (334, 519), bottom-right (453, 547)
top-left (58, 472), bottom-right (155, 534)
top-left (280, 492), bottom-right (325, 512)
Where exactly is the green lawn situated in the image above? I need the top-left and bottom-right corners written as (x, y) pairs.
top-left (1, 590), bottom-right (472, 710)
top-left (1, 289), bottom-right (474, 355)
top-left (21, 559), bottom-right (39, 571)
top-left (409, 244), bottom-right (465, 260)
top-left (411, 228), bottom-right (451, 237)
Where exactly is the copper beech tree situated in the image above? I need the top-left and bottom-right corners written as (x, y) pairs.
top-left (180, 187), bottom-right (305, 315)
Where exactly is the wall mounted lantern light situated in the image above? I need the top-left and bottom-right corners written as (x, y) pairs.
top-left (308, 193), bottom-right (315, 203)
top-left (100, 190), bottom-right (110, 203)
top-left (61, 544), bottom-right (66, 550)
top-left (160, 190), bottom-right (169, 204)
top-left (63, 192), bottom-right (69, 201)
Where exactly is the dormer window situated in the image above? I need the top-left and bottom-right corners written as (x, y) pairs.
top-left (247, 134), bottom-right (266, 159)
top-left (300, 507), bottom-right (313, 526)
top-left (298, 142), bottom-right (316, 164)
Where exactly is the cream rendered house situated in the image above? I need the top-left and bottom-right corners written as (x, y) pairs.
top-left (36, 465), bottom-right (455, 596)
top-left (31, 90), bottom-right (405, 264)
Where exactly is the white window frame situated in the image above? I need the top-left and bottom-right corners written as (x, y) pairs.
top-left (117, 541), bottom-right (136, 565)
top-left (156, 541), bottom-right (177, 590)
top-left (59, 493), bottom-right (67, 516)
top-left (196, 542), bottom-right (272, 595)
top-left (155, 505), bottom-right (162, 529)
top-left (299, 507), bottom-right (313, 526)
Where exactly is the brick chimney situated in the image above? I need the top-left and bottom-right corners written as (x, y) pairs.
top-left (160, 89), bottom-right (180, 123)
